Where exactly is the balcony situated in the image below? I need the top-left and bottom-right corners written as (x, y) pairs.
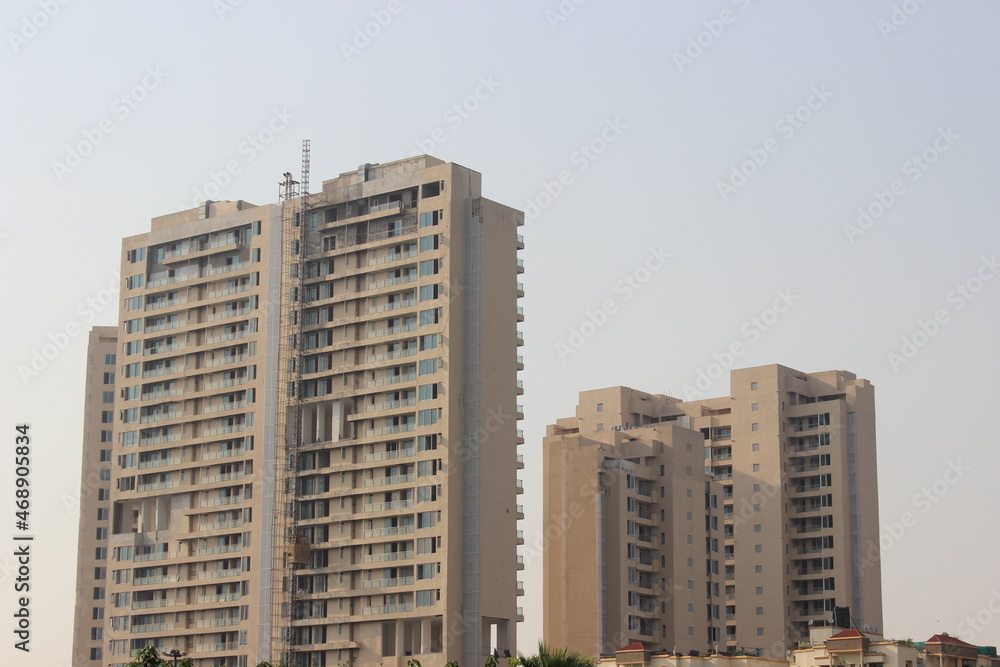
top-left (362, 576), bottom-right (415, 588)
top-left (202, 471), bottom-right (245, 483)
top-left (197, 567), bottom-right (243, 579)
top-left (140, 411), bottom-right (182, 424)
top-left (197, 544), bottom-right (243, 555)
top-left (137, 480), bottom-right (180, 492)
top-left (142, 365), bottom-right (183, 379)
top-left (206, 330), bottom-right (249, 344)
top-left (207, 261), bottom-right (250, 276)
top-left (145, 298), bottom-right (188, 312)
top-left (363, 499), bottom-right (415, 512)
top-left (141, 388), bottom-right (182, 401)
top-left (363, 525), bottom-right (415, 538)
top-left (364, 447), bottom-right (415, 462)
top-left (131, 623), bottom-right (174, 633)
top-left (194, 642), bottom-right (239, 652)
top-left (204, 400), bottom-right (247, 414)
top-left (207, 307), bottom-right (250, 322)
top-left (204, 353), bottom-right (249, 367)
top-left (203, 377), bottom-right (247, 390)
top-left (133, 575), bottom-right (179, 586)
top-left (138, 457), bottom-right (181, 470)
top-left (364, 473), bottom-right (415, 487)
top-left (202, 447), bottom-right (246, 460)
top-left (145, 319), bottom-right (184, 332)
top-left (368, 248), bottom-right (419, 266)
top-left (368, 298), bottom-right (417, 314)
top-left (365, 398), bottom-right (417, 412)
top-left (365, 372), bottom-right (417, 387)
top-left (362, 603), bottom-right (414, 615)
top-left (367, 323), bottom-right (418, 339)
top-left (360, 550), bottom-right (414, 563)
top-left (143, 343), bottom-right (184, 356)
top-left (207, 285), bottom-right (250, 299)
top-left (368, 275), bottom-right (417, 291)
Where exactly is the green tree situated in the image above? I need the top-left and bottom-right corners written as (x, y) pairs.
top-left (518, 642), bottom-right (595, 667)
top-left (127, 646), bottom-right (167, 667)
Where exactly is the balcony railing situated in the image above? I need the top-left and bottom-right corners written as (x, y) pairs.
top-left (362, 576), bottom-right (415, 588)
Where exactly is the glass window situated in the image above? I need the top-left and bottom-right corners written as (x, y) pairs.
top-left (419, 259), bottom-right (438, 276)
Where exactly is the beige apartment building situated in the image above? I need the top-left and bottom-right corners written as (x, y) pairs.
top-left (73, 155), bottom-right (524, 667)
top-left (544, 365), bottom-right (882, 660)
top-left (544, 391), bottom-right (726, 656)
top-left (71, 326), bottom-right (119, 666)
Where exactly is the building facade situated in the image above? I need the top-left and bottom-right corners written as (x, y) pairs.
top-left (71, 326), bottom-right (119, 666)
top-left (73, 155), bottom-right (523, 667)
top-left (544, 365), bottom-right (882, 659)
top-left (544, 390), bottom-right (726, 656)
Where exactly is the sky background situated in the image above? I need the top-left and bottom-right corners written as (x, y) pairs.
top-left (2, 1), bottom-right (1000, 665)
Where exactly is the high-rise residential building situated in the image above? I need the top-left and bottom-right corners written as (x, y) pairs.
top-left (71, 326), bottom-right (119, 667)
top-left (544, 365), bottom-right (882, 659)
top-left (543, 404), bottom-right (725, 657)
top-left (73, 155), bottom-right (524, 667)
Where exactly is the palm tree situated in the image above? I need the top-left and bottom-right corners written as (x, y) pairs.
top-left (518, 642), bottom-right (595, 667)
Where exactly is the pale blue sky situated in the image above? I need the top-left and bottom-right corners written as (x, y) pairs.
top-left (3, 1), bottom-right (1000, 664)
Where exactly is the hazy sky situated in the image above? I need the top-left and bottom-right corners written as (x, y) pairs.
top-left (2, 1), bottom-right (999, 665)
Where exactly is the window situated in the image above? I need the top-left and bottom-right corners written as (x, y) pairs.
top-left (754, 524), bottom-right (761, 533)
top-left (102, 391), bottom-right (114, 403)
top-left (93, 587), bottom-right (105, 600)
top-left (417, 563), bottom-right (436, 580)
top-left (751, 423), bottom-right (759, 431)
top-left (750, 382), bottom-right (758, 390)
top-left (97, 489), bottom-right (110, 501)
top-left (101, 410), bottom-right (113, 423)
top-left (754, 544), bottom-right (762, 553)
top-left (419, 284), bottom-right (439, 301)
top-left (751, 402), bottom-right (759, 411)
top-left (419, 259), bottom-right (439, 276)
top-left (596, 423), bottom-right (604, 431)
top-left (757, 628), bottom-right (765, 636)
top-left (752, 443), bottom-right (759, 451)
top-left (126, 248), bottom-right (146, 263)
top-left (416, 589), bottom-right (436, 607)
top-left (91, 627), bottom-right (103, 640)
top-left (753, 483), bottom-right (761, 492)
top-left (752, 463), bottom-right (760, 472)
top-left (104, 353), bottom-right (117, 365)
top-left (418, 409), bottom-right (439, 426)
top-left (419, 235), bottom-right (439, 252)
top-left (419, 211), bottom-right (440, 227)
top-left (418, 384), bottom-right (439, 401)
top-left (419, 309), bottom-right (439, 326)
top-left (596, 403), bottom-right (603, 412)
top-left (89, 648), bottom-right (103, 660)
top-left (418, 359), bottom-right (438, 376)
top-left (755, 586), bottom-right (764, 595)
top-left (100, 430), bottom-right (113, 442)
top-left (92, 607), bottom-right (104, 620)
top-left (755, 564), bottom-right (763, 573)
top-left (418, 434), bottom-right (438, 451)
top-left (103, 372), bottom-right (116, 385)
top-left (97, 508), bottom-right (109, 521)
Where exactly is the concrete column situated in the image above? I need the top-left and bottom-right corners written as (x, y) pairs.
top-left (396, 619), bottom-right (405, 663)
top-left (421, 617), bottom-right (433, 654)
